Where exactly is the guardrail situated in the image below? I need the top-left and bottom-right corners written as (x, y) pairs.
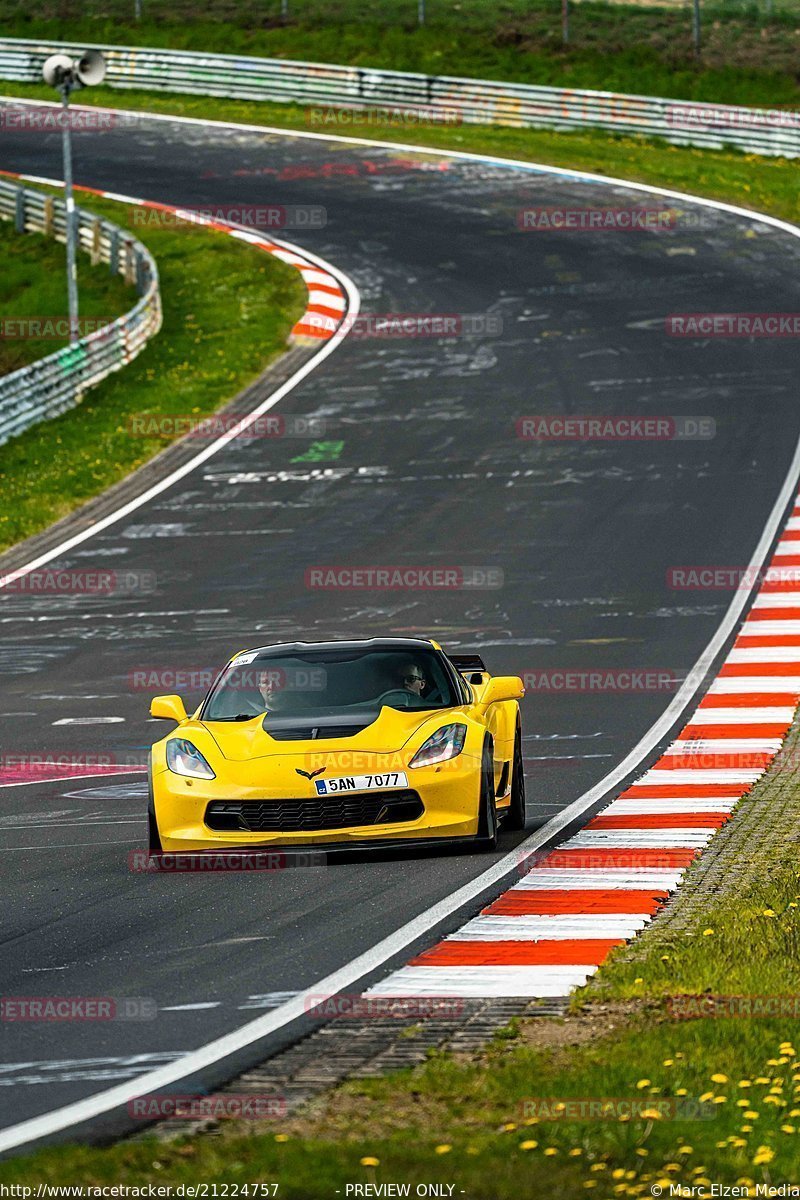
top-left (0, 37), bottom-right (798, 159)
top-left (0, 178), bottom-right (161, 447)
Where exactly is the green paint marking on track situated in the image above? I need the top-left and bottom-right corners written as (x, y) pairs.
top-left (291, 440), bottom-right (344, 462)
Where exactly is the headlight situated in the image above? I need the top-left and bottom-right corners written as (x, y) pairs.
top-left (166, 738), bottom-right (215, 780)
top-left (409, 723), bottom-right (467, 769)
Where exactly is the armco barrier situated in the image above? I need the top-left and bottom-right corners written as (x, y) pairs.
top-left (0, 37), bottom-right (798, 158)
top-left (0, 178), bottom-right (161, 446)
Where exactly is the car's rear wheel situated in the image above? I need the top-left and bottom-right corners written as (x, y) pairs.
top-left (475, 739), bottom-right (498, 851)
top-left (503, 725), bottom-right (527, 831)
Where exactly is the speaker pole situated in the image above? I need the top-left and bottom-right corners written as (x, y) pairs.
top-left (42, 51), bottom-right (107, 345)
top-left (59, 79), bottom-right (79, 344)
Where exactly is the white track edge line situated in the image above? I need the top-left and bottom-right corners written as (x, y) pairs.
top-left (0, 190), bottom-right (360, 590)
top-left (0, 103), bottom-right (799, 1153)
top-left (0, 770), bottom-right (146, 789)
top-left (2, 94), bottom-right (799, 241)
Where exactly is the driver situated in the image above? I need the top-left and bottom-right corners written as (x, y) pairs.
top-left (256, 668), bottom-right (285, 711)
top-left (399, 662), bottom-right (427, 699)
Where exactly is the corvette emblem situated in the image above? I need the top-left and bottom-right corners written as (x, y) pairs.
top-left (296, 767), bottom-right (326, 780)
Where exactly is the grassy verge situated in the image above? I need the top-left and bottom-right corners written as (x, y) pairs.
top-left (1, 0), bottom-right (800, 107)
top-left (0, 90), bottom-right (798, 1198)
top-left (3, 719), bottom-right (800, 1194)
top-left (2, 82), bottom-right (799, 231)
top-left (0, 187), bottom-right (306, 553)
top-left (0, 219), bottom-right (131, 375)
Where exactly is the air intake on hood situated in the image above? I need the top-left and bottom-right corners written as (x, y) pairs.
top-left (263, 723), bottom-right (369, 741)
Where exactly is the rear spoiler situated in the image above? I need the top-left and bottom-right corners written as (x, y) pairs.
top-left (449, 653), bottom-right (487, 674)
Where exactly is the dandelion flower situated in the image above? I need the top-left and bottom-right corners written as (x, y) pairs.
top-left (360, 1156), bottom-right (379, 1167)
top-left (435, 1145), bottom-right (451, 1155)
top-left (520, 1141), bottom-right (538, 1151)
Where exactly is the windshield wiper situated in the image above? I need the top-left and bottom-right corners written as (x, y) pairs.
top-left (212, 713), bottom-right (260, 722)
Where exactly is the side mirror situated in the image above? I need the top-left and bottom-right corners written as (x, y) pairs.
top-left (150, 694), bottom-right (188, 723)
top-left (480, 676), bottom-right (525, 705)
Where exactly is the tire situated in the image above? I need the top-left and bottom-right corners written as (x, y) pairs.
top-left (147, 766), bottom-right (163, 855)
top-left (504, 725), bottom-right (527, 831)
top-left (474, 739), bottom-right (498, 851)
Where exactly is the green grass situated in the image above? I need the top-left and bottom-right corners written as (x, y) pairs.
top-left (0, 1016), bottom-right (798, 1195)
top-left (0, 639), bottom-right (798, 1197)
top-left (0, 89), bottom-right (799, 1197)
top-left (2, 0), bottom-right (799, 108)
top-left (1, 462), bottom-right (797, 1198)
top-left (0, 188), bottom-right (306, 552)
top-left (4, 741), bottom-right (800, 1193)
top-left (0, 219), bottom-right (132, 375)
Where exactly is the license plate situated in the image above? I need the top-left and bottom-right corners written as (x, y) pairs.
top-left (314, 772), bottom-right (408, 795)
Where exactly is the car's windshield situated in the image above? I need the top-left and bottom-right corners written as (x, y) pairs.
top-left (202, 647), bottom-right (461, 722)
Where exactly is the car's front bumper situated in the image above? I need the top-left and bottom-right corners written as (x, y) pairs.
top-left (151, 751), bottom-right (484, 851)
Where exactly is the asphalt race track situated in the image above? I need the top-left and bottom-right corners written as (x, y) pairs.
top-left (1, 111), bottom-right (800, 1140)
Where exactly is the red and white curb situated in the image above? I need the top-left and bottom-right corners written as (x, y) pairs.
top-left (0, 170), bottom-right (348, 342)
top-left (369, 494), bottom-right (800, 999)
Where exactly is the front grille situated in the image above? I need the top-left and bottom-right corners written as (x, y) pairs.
top-left (205, 791), bottom-right (424, 834)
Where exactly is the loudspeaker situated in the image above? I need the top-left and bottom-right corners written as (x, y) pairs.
top-left (76, 50), bottom-right (107, 86)
top-left (42, 53), bottom-right (74, 87)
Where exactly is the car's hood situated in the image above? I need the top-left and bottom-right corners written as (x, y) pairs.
top-left (200, 705), bottom-right (463, 762)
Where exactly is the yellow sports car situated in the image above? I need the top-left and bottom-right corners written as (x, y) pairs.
top-left (148, 638), bottom-right (525, 854)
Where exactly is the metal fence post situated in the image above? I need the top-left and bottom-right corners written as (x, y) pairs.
top-left (14, 187), bottom-right (25, 233)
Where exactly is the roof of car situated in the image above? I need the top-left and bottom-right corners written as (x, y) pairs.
top-left (239, 638), bottom-right (438, 657)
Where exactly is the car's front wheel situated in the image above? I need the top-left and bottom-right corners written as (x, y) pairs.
top-left (475, 739), bottom-right (498, 852)
top-left (147, 769), bottom-right (162, 855)
top-left (503, 725), bottom-right (527, 831)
